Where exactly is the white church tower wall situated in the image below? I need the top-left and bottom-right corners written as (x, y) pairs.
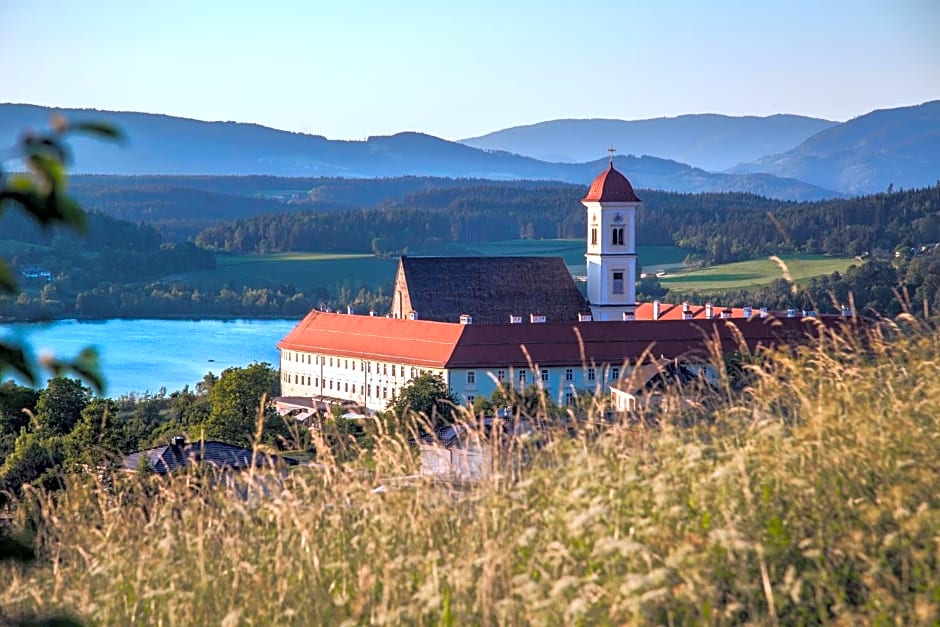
top-left (582, 156), bottom-right (643, 321)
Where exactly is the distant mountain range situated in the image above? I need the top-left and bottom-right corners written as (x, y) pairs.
top-left (730, 101), bottom-right (940, 195)
top-left (0, 104), bottom-right (835, 201)
top-left (3, 101), bottom-right (937, 199)
top-left (461, 114), bottom-right (837, 171)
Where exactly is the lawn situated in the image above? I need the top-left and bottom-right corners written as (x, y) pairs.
top-left (660, 254), bottom-right (857, 292)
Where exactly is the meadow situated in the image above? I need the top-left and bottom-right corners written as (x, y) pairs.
top-left (1, 319), bottom-right (937, 624)
top-left (661, 254), bottom-right (857, 292)
top-left (165, 241), bottom-right (690, 291)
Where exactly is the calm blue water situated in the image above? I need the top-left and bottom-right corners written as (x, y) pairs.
top-left (0, 319), bottom-right (298, 397)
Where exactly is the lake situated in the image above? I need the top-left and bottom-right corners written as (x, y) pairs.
top-left (0, 318), bottom-right (299, 397)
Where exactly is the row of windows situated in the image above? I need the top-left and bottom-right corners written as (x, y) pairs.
top-left (469, 366), bottom-right (622, 384)
top-left (283, 372), bottom-right (398, 400)
top-left (588, 227), bottom-right (626, 247)
top-left (284, 351), bottom-right (424, 380)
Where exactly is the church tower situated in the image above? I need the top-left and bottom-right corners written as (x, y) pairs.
top-left (582, 154), bottom-right (642, 321)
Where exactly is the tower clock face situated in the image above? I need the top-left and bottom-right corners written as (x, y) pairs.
top-left (613, 212), bottom-right (624, 223)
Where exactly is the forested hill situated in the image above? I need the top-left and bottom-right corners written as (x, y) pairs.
top-left (1, 105), bottom-right (835, 200)
top-left (193, 185), bottom-right (940, 266)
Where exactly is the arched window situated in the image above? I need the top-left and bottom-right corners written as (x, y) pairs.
top-left (612, 228), bottom-right (624, 245)
top-left (591, 227), bottom-right (598, 246)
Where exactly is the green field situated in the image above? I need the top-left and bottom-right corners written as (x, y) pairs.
top-left (160, 245), bottom-right (853, 296)
top-left (449, 239), bottom-right (687, 276)
top-left (169, 253), bottom-right (398, 291)
top-left (660, 254), bottom-right (857, 292)
top-left (164, 242), bottom-right (690, 291)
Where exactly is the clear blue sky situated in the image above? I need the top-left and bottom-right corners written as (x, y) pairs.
top-left (2, 0), bottom-right (937, 140)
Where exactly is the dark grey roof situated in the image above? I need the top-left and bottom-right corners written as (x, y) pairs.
top-left (393, 256), bottom-right (588, 324)
top-left (122, 440), bottom-right (298, 475)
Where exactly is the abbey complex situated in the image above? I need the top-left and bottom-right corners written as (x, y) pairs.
top-left (276, 161), bottom-right (831, 413)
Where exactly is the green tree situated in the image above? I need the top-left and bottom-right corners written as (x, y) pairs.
top-left (387, 372), bottom-right (460, 428)
top-left (34, 377), bottom-right (91, 436)
top-left (200, 362), bottom-right (286, 446)
top-left (0, 116), bottom-right (121, 391)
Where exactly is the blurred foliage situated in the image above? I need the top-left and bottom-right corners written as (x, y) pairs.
top-left (0, 116), bottom-right (123, 391)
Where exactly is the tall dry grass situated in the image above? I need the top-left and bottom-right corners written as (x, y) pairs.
top-left (1, 319), bottom-right (938, 624)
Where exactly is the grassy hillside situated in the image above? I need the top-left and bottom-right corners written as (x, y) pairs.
top-left (162, 243), bottom-right (691, 292)
top-left (1, 323), bottom-right (937, 623)
top-left (661, 254), bottom-right (856, 292)
top-left (166, 252), bottom-right (397, 292)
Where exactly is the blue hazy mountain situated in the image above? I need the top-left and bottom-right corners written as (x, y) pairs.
top-left (0, 103), bottom-right (835, 200)
top-left (731, 101), bottom-right (940, 195)
top-left (460, 114), bottom-right (836, 171)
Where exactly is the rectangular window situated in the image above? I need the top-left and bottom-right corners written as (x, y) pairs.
top-left (587, 368), bottom-right (595, 381)
top-left (368, 385), bottom-right (372, 397)
top-left (565, 392), bottom-right (575, 406)
top-left (307, 376), bottom-right (311, 385)
top-left (383, 364), bottom-right (387, 375)
top-left (565, 368), bottom-right (574, 381)
top-left (391, 365), bottom-right (396, 377)
top-left (612, 229), bottom-right (618, 245)
top-left (352, 384), bottom-right (356, 394)
top-left (467, 371), bottom-right (475, 384)
top-left (344, 382), bottom-right (349, 392)
top-left (613, 271), bottom-right (624, 294)
top-left (383, 387), bottom-right (388, 399)
top-left (466, 395), bottom-right (475, 405)
top-left (329, 357), bottom-right (333, 367)
top-left (329, 380), bottom-right (333, 390)
top-left (315, 377), bottom-right (319, 387)
top-left (497, 369), bottom-right (506, 382)
top-left (541, 369), bottom-right (549, 382)
top-left (519, 370), bottom-right (527, 383)
top-left (611, 366), bottom-right (620, 380)
top-left (591, 227), bottom-right (598, 245)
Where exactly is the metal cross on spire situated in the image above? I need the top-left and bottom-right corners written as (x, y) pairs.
top-left (607, 144), bottom-right (616, 165)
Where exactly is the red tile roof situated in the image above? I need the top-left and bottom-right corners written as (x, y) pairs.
top-left (277, 310), bottom-right (464, 368)
top-left (582, 164), bottom-right (642, 203)
top-left (446, 317), bottom-right (814, 368)
top-left (634, 302), bottom-right (753, 321)
top-left (279, 311), bottom-right (829, 370)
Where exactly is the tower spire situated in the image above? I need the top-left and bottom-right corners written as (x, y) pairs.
top-left (607, 144), bottom-right (616, 166)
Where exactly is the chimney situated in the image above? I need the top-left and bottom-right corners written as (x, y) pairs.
top-left (369, 310), bottom-right (377, 317)
top-left (530, 314), bottom-right (546, 324)
top-left (459, 314), bottom-right (473, 325)
top-left (409, 311), bottom-right (419, 320)
top-left (759, 307), bottom-right (769, 318)
top-left (720, 309), bottom-right (733, 319)
top-left (743, 306), bottom-right (753, 319)
top-left (579, 312), bottom-right (593, 322)
top-left (346, 305), bottom-right (354, 315)
top-left (172, 435), bottom-right (185, 448)
top-left (705, 302), bottom-right (713, 319)
top-left (787, 308), bottom-right (797, 318)
top-left (652, 300), bottom-right (661, 321)
top-left (681, 302), bottom-right (692, 320)
top-left (509, 315), bottom-right (523, 324)
top-left (622, 311), bottom-right (635, 321)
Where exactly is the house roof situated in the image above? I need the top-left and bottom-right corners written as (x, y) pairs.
top-left (278, 309), bottom-right (465, 367)
top-left (122, 440), bottom-right (298, 475)
top-left (393, 256), bottom-right (589, 324)
top-left (634, 302), bottom-right (750, 321)
top-left (278, 310), bottom-right (832, 370)
top-left (582, 164), bottom-right (642, 203)
top-left (445, 317), bottom-right (816, 368)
